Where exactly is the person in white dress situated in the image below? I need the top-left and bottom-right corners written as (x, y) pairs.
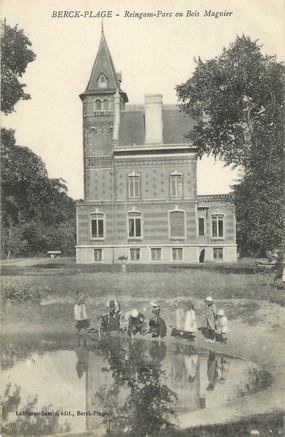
top-left (74, 291), bottom-right (89, 334)
top-left (184, 303), bottom-right (197, 340)
top-left (216, 309), bottom-right (228, 342)
top-left (175, 301), bottom-right (185, 330)
top-left (171, 301), bottom-right (184, 338)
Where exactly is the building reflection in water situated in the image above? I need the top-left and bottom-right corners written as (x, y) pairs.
top-left (0, 334), bottom-right (271, 435)
top-left (85, 335), bottom-right (178, 435)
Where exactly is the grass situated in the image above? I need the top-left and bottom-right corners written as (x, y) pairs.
top-left (159, 411), bottom-right (285, 437)
top-left (1, 261), bottom-right (284, 304)
top-left (1, 258), bottom-right (284, 336)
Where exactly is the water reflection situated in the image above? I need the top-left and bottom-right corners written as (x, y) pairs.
top-left (88, 336), bottom-right (178, 436)
top-left (0, 334), bottom-right (271, 436)
top-left (0, 383), bottom-right (70, 436)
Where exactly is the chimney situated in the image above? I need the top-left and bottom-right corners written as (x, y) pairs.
top-left (144, 94), bottom-right (163, 144)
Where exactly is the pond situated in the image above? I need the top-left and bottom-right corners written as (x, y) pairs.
top-left (0, 333), bottom-right (271, 436)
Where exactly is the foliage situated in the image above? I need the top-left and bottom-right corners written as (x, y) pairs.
top-left (93, 337), bottom-right (178, 436)
top-left (176, 36), bottom-right (285, 255)
top-left (233, 167), bottom-right (284, 255)
top-left (0, 383), bottom-right (70, 436)
top-left (1, 129), bottom-right (76, 258)
top-left (2, 283), bottom-right (41, 302)
top-left (1, 20), bottom-right (36, 114)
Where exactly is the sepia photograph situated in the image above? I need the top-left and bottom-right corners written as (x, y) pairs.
top-left (1, 0), bottom-right (285, 436)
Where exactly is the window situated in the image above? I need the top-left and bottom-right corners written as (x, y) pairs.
top-left (91, 213), bottom-right (104, 239)
top-left (94, 249), bottom-right (102, 262)
top-left (170, 174), bottom-right (183, 197)
top-left (128, 213), bottom-right (142, 238)
top-left (212, 215), bottom-right (224, 238)
top-left (98, 73), bottom-right (107, 88)
top-left (172, 248), bottom-right (183, 261)
top-left (95, 99), bottom-right (101, 110)
top-left (151, 248), bottom-right (162, 261)
top-left (170, 211), bottom-right (185, 238)
top-left (213, 247), bottom-right (223, 260)
top-left (130, 248), bottom-right (140, 261)
top-left (198, 218), bottom-right (205, 236)
top-left (103, 99), bottom-right (109, 110)
top-left (128, 175), bottom-right (140, 198)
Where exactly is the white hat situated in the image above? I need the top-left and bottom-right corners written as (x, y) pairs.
top-left (131, 309), bottom-right (139, 318)
top-left (150, 300), bottom-right (160, 308)
top-left (217, 309), bottom-right (225, 316)
top-left (204, 296), bottom-right (213, 303)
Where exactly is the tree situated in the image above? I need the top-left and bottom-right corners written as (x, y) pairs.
top-left (176, 36), bottom-right (285, 255)
top-left (1, 129), bottom-right (76, 258)
top-left (1, 20), bottom-right (36, 114)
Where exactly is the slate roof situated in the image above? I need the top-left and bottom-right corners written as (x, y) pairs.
top-left (118, 107), bottom-right (196, 146)
top-left (81, 29), bottom-right (128, 102)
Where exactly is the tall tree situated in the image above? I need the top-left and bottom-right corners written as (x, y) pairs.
top-left (176, 36), bottom-right (285, 255)
top-left (1, 129), bottom-right (76, 257)
top-left (1, 20), bottom-right (36, 114)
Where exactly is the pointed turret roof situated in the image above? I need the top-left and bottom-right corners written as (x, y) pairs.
top-left (80, 27), bottom-right (128, 102)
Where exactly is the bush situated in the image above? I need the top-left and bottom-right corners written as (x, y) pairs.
top-left (2, 284), bottom-right (41, 301)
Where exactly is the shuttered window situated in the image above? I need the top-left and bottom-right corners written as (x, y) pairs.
top-left (199, 218), bottom-right (205, 236)
top-left (170, 211), bottom-right (185, 238)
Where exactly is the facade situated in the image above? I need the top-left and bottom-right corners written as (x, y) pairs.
top-left (76, 29), bottom-right (237, 264)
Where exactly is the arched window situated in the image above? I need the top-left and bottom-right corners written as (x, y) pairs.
top-left (95, 99), bottom-right (101, 110)
top-left (103, 99), bottom-right (109, 110)
top-left (98, 73), bottom-right (108, 88)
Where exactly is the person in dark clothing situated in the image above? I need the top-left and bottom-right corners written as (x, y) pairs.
top-left (148, 311), bottom-right (167, 338)
top-left (108, 300), bottom-right (121, 332)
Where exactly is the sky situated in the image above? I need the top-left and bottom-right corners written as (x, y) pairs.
top-left (1, 0), bottom-right (284, 199)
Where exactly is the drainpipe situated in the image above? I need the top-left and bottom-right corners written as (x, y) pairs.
top-left (112, 91), bottom-right (120, 264)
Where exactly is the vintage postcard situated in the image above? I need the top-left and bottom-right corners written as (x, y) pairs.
top-left (1, 0), bottom-right (284, 436)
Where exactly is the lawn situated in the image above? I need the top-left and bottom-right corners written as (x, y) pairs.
top-left (1, 258), bottom-right (284, 336)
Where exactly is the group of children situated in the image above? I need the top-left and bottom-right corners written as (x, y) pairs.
top-left (74, 293), bottom-right (167, 339)
top-left (202, 296), bottom-right (228, 343)
top-left (102, 299), bottom-right (167, 339)
top-left (74, 291), bottom-right (228, 343)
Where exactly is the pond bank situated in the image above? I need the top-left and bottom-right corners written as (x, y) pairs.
top-left (1, 296), bottom-right (285, 434)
